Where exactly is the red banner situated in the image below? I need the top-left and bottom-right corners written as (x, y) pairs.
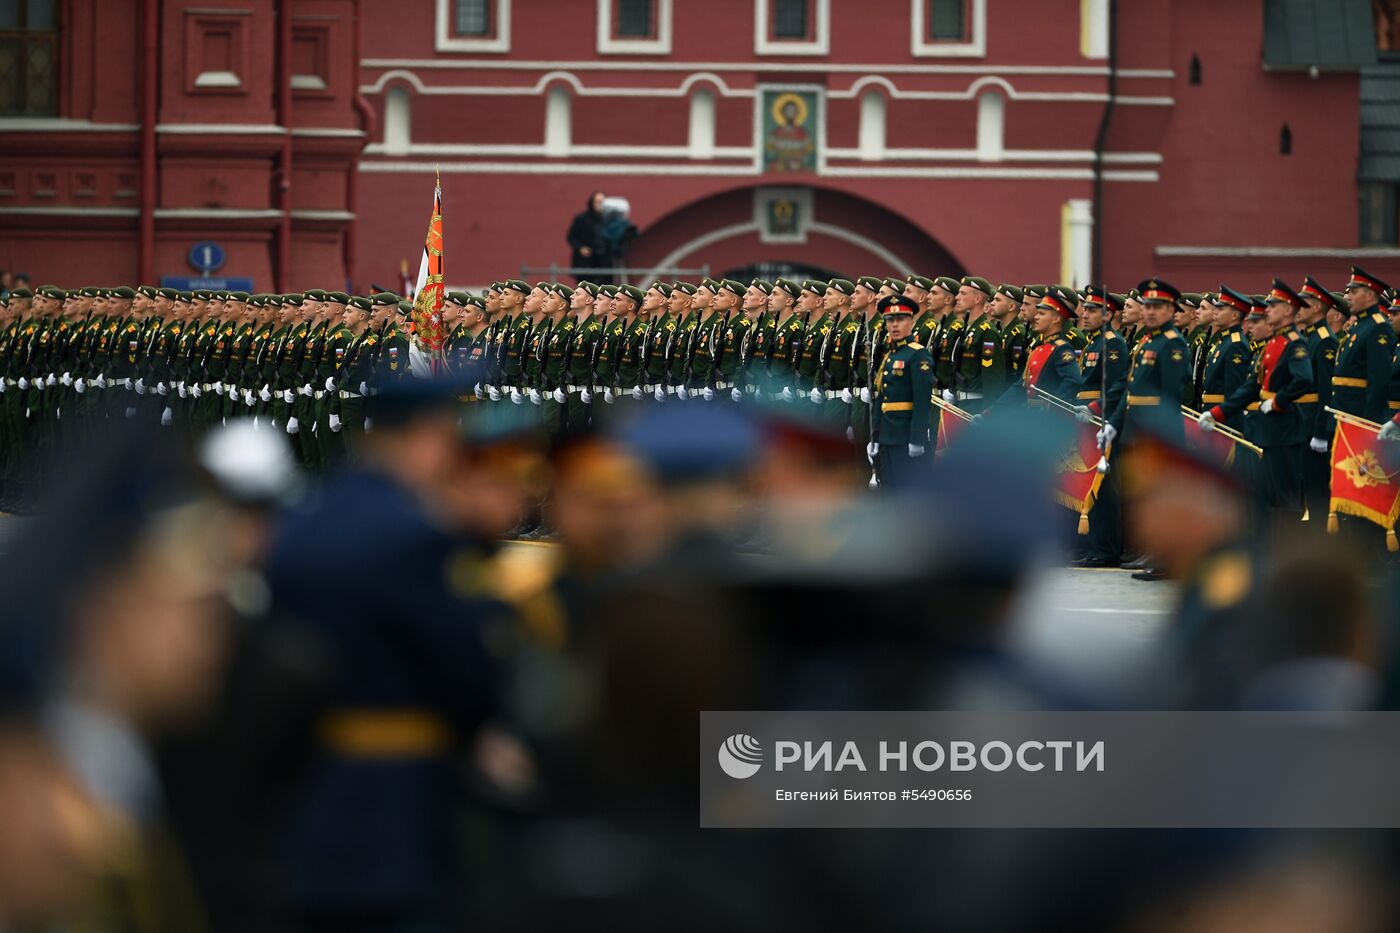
top-left (935, 408), bottom-right (969, 456)
top-left (1056, 420), bottom-right (1107, 535)
top-left (412, 183), bottom-right (446, 362)
top-left (1329, 417), bottom-right (1400, 545)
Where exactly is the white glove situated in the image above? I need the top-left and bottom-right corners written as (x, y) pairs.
top-left (632, 386), bottom-right (644, 401)
top-left (245, 389), bottom-right (256, 406)
top-left (363, 418), bottom-right (373, 433)
top-left (866, 442), bottom-right (879, 460)
top-left (909, 444), bottom-right (926, 458)
top-left (1309, 437), bottom-right (1329, 453)
top-left (16, 378), bottom-right (27, 390)
top-left (286, 416), bottom-right (300, 434)
top-left (603, 387), bottom-right (615, 404)
top-left (157, 382), bottom-right (168, 396)
top-left (809, 387), bottom-right (823, 404)
top-left (0, 382), bottom-right (6, 394)
top-left (59, 372), bottom-right (71, 387)
top-left (125, 407), bottom-right (136, 419)
top-left (511, 388), bottom-right (523, 405)
top-left (552, 388), bottom-right (566, 404)
top-left (177, 383), bottom-right (188, 399)
top-left (329, 414), bottom-right (342, 433)
top-left (779, 386), bottom-right (794, 402)
top-left (971, 413), bottom-right (985, 423)
top-left (160, 406), bottom-right (173, 426)
top-left (1261, 397), bottom-right (1276, 414)
top-left (487, 385), bottom-right (501, 401)
top-left (581, 389), bottom-right (593, 404)
top-left (94, 374), bottom-right (107, 389)
top-left (654, 386), bottom-right (666, 402)
top-left (846, 426), bottom-right (855, 442)
top-left (1380, 422), bottom-right (1400, 443)
top-left (359, 381), bottom-right (369, 395)
top-left (260, 385), bottom-right (272, 402)
top-left (135, 379), bottom-right (146, 395)
top-left (213, 381), bottom-right (224, 394)
top-left (325, 377), bottom-right (335, 392)
top-left (1073, 406), bottom-right (1094, 424)
top-left (283, 389), bottom-right (295, 404)
top-left (74, 379), bottom-right (85, 394)
top-left (529, 389), bottom-right (542, 405)
top-left (840, 388), bottom-right (853, 404)
top-left (731, 387), bottom-right (744, 403)
top-left (474, 383), bottom-right (485, 400)
top-left (676, 386), bottom-right (689, 400)
top-left (860, 387), bottom-right (871, 404)
top-left (1096, 422), bottom-right (1118, 450)
top-left (191, 384), bottom-right (202, 398)
top-left (299, 385), bottom-right (313, 397)
top-left (1197, 410), bottom-right (1218, 432)
top-left (702, 388), bottom-right (715, 402)
top-left (942, 389), bottom-right (956, 403)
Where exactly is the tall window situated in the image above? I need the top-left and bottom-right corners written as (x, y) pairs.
top-left (928, 0), bottom-right (967, 40)
top-left (454, 0), bottom-right (491, 36)
top-left (617, 0), bottom-right (653, 37)
top-left (773, 0), bottom-right (809, 39)
top-left (1359, 183), bottom-right (1398, 246)
top-left (0, 0), bottom-right (60, 116)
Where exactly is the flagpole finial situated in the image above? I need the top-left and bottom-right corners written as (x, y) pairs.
top-left (436, 164), bottom-right (441, 188)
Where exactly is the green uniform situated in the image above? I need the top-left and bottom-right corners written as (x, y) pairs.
top-left (642, 311), bottom-right (675, 399)
top-left (952, 312), bottom-right (1006, 412)
top-left (683, 309), bottom-right (724, 393)
top-left (541, 314), bottom-right (577, 436)
top-left (566, 313), bottom-right (604, 429)
top-left (819, 311), bottom-right (861, 427)
top-left (713, 313), bottom-right (755, 398)
top-left (873, 335), bottom-right (934, 488)
top-left (1001, 318), bottom-right (1031, 381)
top-left (794, 311), bottom-right (832, 394)
top-left (760, 312), bottom-right (804, 398)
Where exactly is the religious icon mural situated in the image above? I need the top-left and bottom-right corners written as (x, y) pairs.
top-left (762, 89), bottom-right (819, 173)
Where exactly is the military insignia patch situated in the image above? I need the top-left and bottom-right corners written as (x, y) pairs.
top-left (1293, 346), bottom-right (1308, 359)
top-left (893, 360), bottom-right (905, 370)
top-left (1170, 350), bottom-right (1183, 361)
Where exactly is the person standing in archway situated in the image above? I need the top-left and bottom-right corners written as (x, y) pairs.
top-left (566, 192), bottom-right (611, 285)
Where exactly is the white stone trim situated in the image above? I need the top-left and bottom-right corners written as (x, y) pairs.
top-left (359, 161), bottom-right (1159, 181)
top-left (362, 57), bottom-right (1174, 77)
top-left (1062, 198), bottom-right (1093, 286)
top-left (434, 0), bottom-right (510, 53)
top-left (194, 70), bottom-right (242, 88)
top-left (0, 206), bottom-right (140, 216)
top-left (688, 88), bottom-right (717, 159)
top-left (1155, 246), bottom-right (1400, 258)
top-left (363, 142), bottom-right (754, 158)
top-left (291, 74), bottom-right (328, 91)
top-left (858, 91), bottom-right (886, 161)
top-left (544, 85), bottom-right (572, 156)
top-left (911, 0), bottom-right (987, 58)
top-left (975, 88), bottom-right (1004, 161)
top-left (153, 208), bottom-right (285, 218)
top-left (156, 123), bottom-right (286, 134)
top-left (755, 0), bottom-right (830, 55)
top-left (0, 119), bottom-right (140, 132)
top-left (384, 86), bottom-right (411, 154)
top-left (291, 210), bottom-right (355, 220)
top-left (597, 0), bottom-right (672, 55)
top-left (290, 127), bottom-right (367, 137)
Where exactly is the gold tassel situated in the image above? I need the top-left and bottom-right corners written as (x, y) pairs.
top-left (1388, 529), bottom-right (1398, 553)
top-left (1078, 511), bottom-right (1089, 535)
top-left (1327, 512), bottom-right (1339, 534)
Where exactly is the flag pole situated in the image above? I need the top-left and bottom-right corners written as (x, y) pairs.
top-left (1325, 406), bottom-right (1384, 433)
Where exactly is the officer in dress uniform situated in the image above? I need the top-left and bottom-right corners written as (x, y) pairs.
top-left (870, 294), bottom-right (934, 490)
top-left (994, 286), bottom-right (1085, 409)
top-left (1199, 279), bottom-right (1314, 522)
top-left (1101, 278), bottom-right (1192, 451)
top-left (1327, 265), bottom-right (1392, 430)
top-left (1070, 286), bottom-right (1128, 567)
top-left (1297, 276), bottom-right (1340, 528)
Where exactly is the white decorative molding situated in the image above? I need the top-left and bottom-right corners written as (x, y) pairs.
top-left (384, 86), bottom-right (411, 154)
top-left (359, 161), bottom-right (1159, 181)
top-left (434, 0), bottom-right (510, 53)
top-left (911, 0), bottom-right (987, 58)
top-left (156, 123), bottom-right (286, 134)
top-left (363, 142), bottom-right (754, 158)
top-left (290, 210), bottom-right (356, 220)
top-left (0, 206), bottom-right (140, 216)
top-left (544, 85), bottom-right (571, 156)
top-left (153, 208), bottom-right (284, 218)
top-left (1062, 198), bottom-right (1093, 286)
top-left (291, 74), bottom-right (327, 90)
top-left (0, 119), bottom-right (140, 132)
top-left (290, 127), bottom-right (368, 137)
top-left (194, 70), bottom-right (242, 88)
top-left (755, 0), bottom-right (830, 55)
top-left (597, 0), bottom-right (673, 55)
top-left (363, 57), bottom-right (1175, 77)
top-left (1155, 246), bottom-right (1400, 258)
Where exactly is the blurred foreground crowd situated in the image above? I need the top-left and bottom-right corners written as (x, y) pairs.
top-left (0, 371), bottom-right (1397, 933)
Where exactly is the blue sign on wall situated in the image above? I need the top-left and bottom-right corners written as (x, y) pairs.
top-left (160, 276), bottom-right (255, 292)
top-left (188, 241), bottom-right (227, 275)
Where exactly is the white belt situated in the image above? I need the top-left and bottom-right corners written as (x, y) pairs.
top-left (565, 385), bottom-right (586, 393)
top-left (958, 391), bottom-right (985, 401)
top-left (643, 384), bottom-right (657, 392)
top-left (665, 386), bottom-right (677, 395)
top-left (715, 381), bottom-right (734, 390)
top-left (314, 390), bottom-right (324, 399)
top-left (745, 384), bottom-right (759, 393)
top-left (824, 389), bottom-right (841, 399)
top-left (338, 390), bottom-right (363, 399)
